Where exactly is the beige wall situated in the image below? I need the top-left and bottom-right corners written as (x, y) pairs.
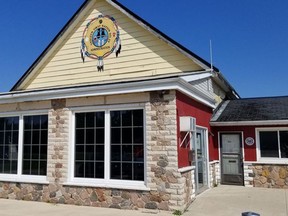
top-left (21, 0), bottom-right (203, 90)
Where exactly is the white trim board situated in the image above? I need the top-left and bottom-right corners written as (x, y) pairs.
top-left (210, 120), bottom-right (288, 126)
top-left (0, 76), bottom-right (216, 108)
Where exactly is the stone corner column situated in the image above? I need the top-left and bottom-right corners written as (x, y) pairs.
top-left (47, 99), bottom-right (69, 185)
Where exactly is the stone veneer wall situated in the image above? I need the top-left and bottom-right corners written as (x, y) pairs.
top-left (0, 91), bottom-right (192, 211)
top-left (209, 161), bottom-right (220, 187)
top-left (244, 163), bottom-right (288, 188)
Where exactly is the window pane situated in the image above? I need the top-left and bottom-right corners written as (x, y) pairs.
top-left (122, 163), bottom-right (132, 180)
top-left (260, 131), bottom-right (279, 157)
top-left (0, 145), bottom-right (3, 158)
top-left (76, 129), bottom-right (85, 144)
top-left (31, 161), bottom-right (39, 175)
top-left (39, 161), bottom-right (47, 175)
top-left (280, 131), bottom-right (288, 158)
top-left (111, 111), bottom-right (120, 127)
top-left (40, 131), bottom-right (48, 145)
top-left (75, 145), bottom-right (84, 160)
top-left (41, 115), bottom-right (48, 130)
top-left (122, 145), bottom-right (132, 161)
top-left (134, 163), bottom-right (144, 181)
top-left (22, 160), bottom-right (31, 175)
top-left (85, 162), bottom-right (94, 178)
top-left (85, 145), bottom-right (94, 160)
top-left (96, 112), bottom-right (104, 127)
top-left (134, 145), bottom-right (144, 162)
top-left (23, 146), bottom-right (31, 160)
top-left (0, 119), bottom-right (4, 130)
top-left (4, 160), bottom-right (10, 173)
top-left (134, 128), bottom-right (143, 144)
top-left (122, 128), bottom-right (132, 144)
top-left (96, 129), bottom-right (104, 144)
top-left (111, 128), bottom-right (120, 144)
top-left (86, 113), bottom-right (95, 128)
top-left (111, 162), bottom-right (121, 179)
top-left (86, 129), bottom-right (95, 144)
top-left (11, 161), bottom-right (17, 174)
top-left (95, 162), bottom-right (104, 178)
top-left (133, 110), bottom-right (143, 126)
top-left (0, 132), bottom-right (3, 144)
top-left (5, 132), bottom-right (12, 145)
top-left (33, 116), bottom-right (41, 130)
top-left (13, 131), bottom-right (19, 144)
top-left (76, 113), bottom-right (85, 128)
top-left (24, 131), bottom-right (31, 144)
top-left (111, 145), bottom-right (121, 161)
top-left (32, 130), bottom-right (40, 145)
top-left (75, 162), bottom-right (84, 177)
top-left (24, 116), bottom-right (32, 130)
top-left (122, 110), bottom-right (132, 126)
top-left (40, 145), bottom-right (47, 160)
top-left (96, 145), bottom-right (104, 161)
top-left (31, 146), bottom-right (40, 159)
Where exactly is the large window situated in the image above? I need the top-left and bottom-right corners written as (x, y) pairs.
top-left (110, 110), bottom-right (144, 181)
top-left (23, 115), bottom-right (48, 176)
top-left (73, 109), bottom-right (144, 183)
top-left (0, 117), bottom-right (19, 174)
top-left (259, 129), bottom-right (288, 159)
top-left (0, 114), bottom-right (48, 180)
top-left (75, 112), bottom-right (105, 178)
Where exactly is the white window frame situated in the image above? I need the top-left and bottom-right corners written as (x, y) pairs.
top-left (66, 104), bottom-right (149, 191)
top-left (256, 127), bottom-right (288, 163)
top-left (0, 110), bottom-right (49, 184)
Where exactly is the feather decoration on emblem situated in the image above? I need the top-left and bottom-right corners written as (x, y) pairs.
top-left (80, 15), bottom-right (121, 72)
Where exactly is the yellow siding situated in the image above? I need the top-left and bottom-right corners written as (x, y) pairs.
top-left (23, 0), bottom-right (203, 90)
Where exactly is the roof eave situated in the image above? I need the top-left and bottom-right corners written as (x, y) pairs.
top-left (210, 120), bottom-right (288, 126)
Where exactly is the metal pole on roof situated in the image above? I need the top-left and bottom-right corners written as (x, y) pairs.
top-left (210, 40), bottom-right (213, 72)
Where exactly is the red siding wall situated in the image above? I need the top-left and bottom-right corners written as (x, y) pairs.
top-left (176, 91), bottom-right (216, 168)
top-left (213, 125), bottom-right (288, 162)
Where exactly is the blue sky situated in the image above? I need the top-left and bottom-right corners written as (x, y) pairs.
top-left (0, 0), bottom-right (287, 98)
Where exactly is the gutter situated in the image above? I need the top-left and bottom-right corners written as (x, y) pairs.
top-left (210, 120), bottom-right (288, 126)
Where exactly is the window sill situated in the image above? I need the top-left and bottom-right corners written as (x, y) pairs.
top-left (64, 179), bottom-right (150, 191)
top-left (178, 166), bottom-right (195, 173)
top-left (245, 160), bottom-right (288, 165)
top-left (0, 174), bottom-right (49, 184)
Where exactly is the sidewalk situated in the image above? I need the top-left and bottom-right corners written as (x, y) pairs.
top-left (0, 199), bottom-right (171, 216)
top-left (185, 185), bottom-right (288, 216)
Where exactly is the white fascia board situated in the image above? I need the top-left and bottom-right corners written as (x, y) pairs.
top-left (180, 72), bottom-right (212, 83)
top-left (0, 78), bottom-right (216, 108)
top-left (210, 120), bottom-right (288, 126)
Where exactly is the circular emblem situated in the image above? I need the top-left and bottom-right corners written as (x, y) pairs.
top-left (92, 28), bottom-right (109, 47)
top-left (81, 15), bottom-right (120, 60)
top-left (245, 137), bottom-right (255, 146)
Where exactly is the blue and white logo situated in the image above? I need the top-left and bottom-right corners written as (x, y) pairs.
top-left (92, 28), bottom-right (109, 47)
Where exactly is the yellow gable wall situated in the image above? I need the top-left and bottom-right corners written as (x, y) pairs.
top-left (22, 0), bottom-right (203, 90)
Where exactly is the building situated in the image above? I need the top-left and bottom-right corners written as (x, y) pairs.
top-left (211, 97), bottom-right (288, 188)
top-left (1, 0), bottom-right (286, 212)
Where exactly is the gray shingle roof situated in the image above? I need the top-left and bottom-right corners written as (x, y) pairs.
top-left (211, 96), bottom-right (288, 122)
